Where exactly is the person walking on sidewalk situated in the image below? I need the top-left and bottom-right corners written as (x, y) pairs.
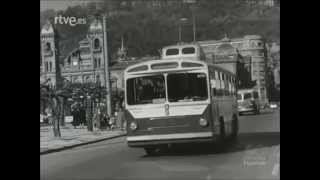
top-left (71, 102), bottom-right (79, 128)
top-left (45, 107), bottom-right (53, 125)
top-left (117, 102), bottom-right (125, 131)
top-left (79, 103), bottom-right (86, 128)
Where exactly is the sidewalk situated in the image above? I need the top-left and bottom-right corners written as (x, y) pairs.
top-left (40, 124), bottom-right (126, 154)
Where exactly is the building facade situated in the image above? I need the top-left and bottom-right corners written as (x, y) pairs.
top-left (40, 21), bottom-right (58, 87)
top-left (267, 42), bottom-right (280, 92)
top-left (198, 35), bottom-right (269, 105)
top-left (40, 19), bottom-right (154, 94)
top-left (41, 19), bottom-right (110, 89)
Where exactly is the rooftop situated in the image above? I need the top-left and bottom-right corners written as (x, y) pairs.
top-left (89, 19), bottom-right (103, 32)
top-left (41, 21), bottom-right (54, 35)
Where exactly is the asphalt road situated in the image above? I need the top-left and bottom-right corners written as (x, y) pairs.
top-left (41, 108), bottom-right (280, 180)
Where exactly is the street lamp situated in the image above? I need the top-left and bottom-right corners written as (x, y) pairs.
top-left (179, 18), bottom-right (188, 42)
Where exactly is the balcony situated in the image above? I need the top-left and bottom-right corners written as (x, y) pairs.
top-left (92, 47), bottom-right (102, 53)
top-left (43, 50), bottom-right (53, 57)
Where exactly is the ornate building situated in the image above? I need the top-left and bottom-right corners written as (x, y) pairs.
top-left (41, 18), bottom-right (111, 89)
top-left (198, 35), bottom-right (269, 105)
top-left (62, 18), bottom-right (106, 85)
top-left (40, 21), bottom-right (58, 87)
top-left (40, 18), bottom-right (153, 94)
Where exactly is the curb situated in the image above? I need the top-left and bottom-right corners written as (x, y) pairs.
top-left (40, 133), bottom-right (126, 155)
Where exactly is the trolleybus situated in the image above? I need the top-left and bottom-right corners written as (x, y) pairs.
top-left (124, 45), bottom-right (239, 155)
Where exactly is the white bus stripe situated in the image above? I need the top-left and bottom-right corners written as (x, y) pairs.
top-left (127, 132), bottom-right (213, 141)
top-left (272, 163), bottom-right (280, 176)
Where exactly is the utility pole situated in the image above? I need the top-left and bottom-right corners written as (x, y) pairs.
top-left (193, 14), bottom-right (196, 42)
top-left (102, 14), bottom-right (112, 116)
top-left (179, 23), bottom-right (182, 42)
top-left (179, 18), bottom-right (188, 43)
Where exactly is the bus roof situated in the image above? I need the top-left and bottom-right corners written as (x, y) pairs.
top-left (162, 43), bottom-right (200, 50)
top-left (124, 59), bottom-right (235, 76)
top-left (124, 59), bottom-right (206, 75)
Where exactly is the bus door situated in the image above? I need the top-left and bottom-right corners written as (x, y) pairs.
top-left (210, 70), bottom-right (219, 132)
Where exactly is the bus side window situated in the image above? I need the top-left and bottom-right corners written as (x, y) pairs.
top-left (232, 77), bottom-right (236, 96)
top-left (224, 74), bottom-right (227, 96)
top-left (227, 75), bottom-right (230, 96)
top-left (232, 77), bottom-right (235, 96)
top-left (219, 72), bottom-right (223, 97)
top-left (222, 73), bottom-right (226, 96)
top-left (231, 77), bottom-right (233, 96)
top-left (215, 71), bottom-right (220, 96)
top-left (221, 73), bottom-right (224, 97)
top-left (211, 71), bottom-right (217, 97)
top-left (234, 77), bottom-right (237, 96)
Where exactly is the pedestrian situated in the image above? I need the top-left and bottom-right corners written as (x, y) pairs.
top-left (93, 107), bottom-right (101, 131)
top-left (71, 103), bottom-right (77, 128)
top-left (117, 102), bottom-right (125, 131)
top-left (103, 114), bottom-right (110, 130)
top-left (109, 115), bottom-right (116, 130)
top-left (45, 107), bottom-right (53, 125)
top-left (74, 103), bottom-right (80, 126)
top-left (79, 103), bottom-right (86, 128)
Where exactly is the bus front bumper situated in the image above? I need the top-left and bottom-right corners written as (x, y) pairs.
top-left (127, 132), bottom-right (217, 147)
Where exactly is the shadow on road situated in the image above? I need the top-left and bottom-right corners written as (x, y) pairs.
top-left (239, 110), bottom-right (275, 116)
top-left (142, 132), bottom-right (280, 157)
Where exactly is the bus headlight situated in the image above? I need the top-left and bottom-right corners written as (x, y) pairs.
top-left (130, 122), bottom-right (138, 130)
top-left (199, 118), bottom-right (208, 127)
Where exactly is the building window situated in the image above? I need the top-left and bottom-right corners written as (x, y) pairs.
top-left (85, 76), bottom-right (90, 83)
top-left (49, 62), bottom-right (52, 72)
top-left (45, 42), bottom-right (51, 52)
top-left (94, 39), bottom-right (100, 49)
top-left (98, 58), bottom-right (101, 67)
top-left (94, 58), bottom-right (97, 68)
top-left (45, 62), bottom-right (48, 72)
top-left (96, 75), bottom-right (100, 84)
top-left (67, 56), bottom-right (71, 65)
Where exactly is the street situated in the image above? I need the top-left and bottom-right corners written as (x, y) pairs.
top-left (41, 109), bottom-right (280, 180)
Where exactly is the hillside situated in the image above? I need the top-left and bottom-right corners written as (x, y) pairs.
top-left (40, 1), bottom-right (280, 59)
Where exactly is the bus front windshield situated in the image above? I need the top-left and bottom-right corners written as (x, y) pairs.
top-left (167, 73), bottom-right (208, 102)
top-left (126, 73), bottom-right (208, 105)
top-left (126, 75), bottom-right (166, 105)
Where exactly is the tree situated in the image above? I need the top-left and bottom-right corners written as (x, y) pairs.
top-left (40, 84), bottom-right (69, 137)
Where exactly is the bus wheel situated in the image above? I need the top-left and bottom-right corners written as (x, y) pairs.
top-left (144, 147), bottom-right (157, 156)
top-left (230, 115), bottom-right (239, 140)
top-left (255, 107), bottom-right (260, 115)
top-left (219, 118), bottom-right (226, 141)
top-left (214, 118), bottom-right (227, 152)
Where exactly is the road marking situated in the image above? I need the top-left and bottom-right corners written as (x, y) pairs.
top-left (272, 163), bottom-right (280, 176)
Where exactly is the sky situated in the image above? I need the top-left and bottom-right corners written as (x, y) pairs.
top-left (40, 0), bottom-right (94, 11)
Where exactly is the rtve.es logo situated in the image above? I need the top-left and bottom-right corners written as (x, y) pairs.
top-left (54, 15), bottom-right (86, 26)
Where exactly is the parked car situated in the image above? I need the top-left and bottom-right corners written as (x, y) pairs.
top-left (40, 114), bottom-right (44, 123)
top-left (237, 89), bottom-right (260, 115)
top-left (269, 102), bottom-right (280, 109)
